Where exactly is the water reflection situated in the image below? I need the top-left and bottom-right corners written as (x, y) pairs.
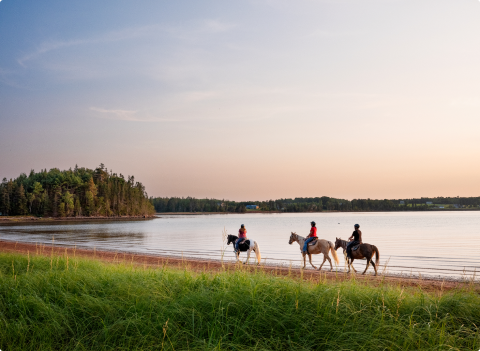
top-left (1, 212), bottom-right (479, 279)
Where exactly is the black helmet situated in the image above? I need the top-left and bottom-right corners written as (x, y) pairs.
top-left (241, 224), bottom-right (245, 228)
top-left (311, 221), bottom-right (316, 226)
top-left (354, 224), bottom-right (360, 228)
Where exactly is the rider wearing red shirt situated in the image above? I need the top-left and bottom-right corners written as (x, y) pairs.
top-left (302, 221), bottom-right (317, 254)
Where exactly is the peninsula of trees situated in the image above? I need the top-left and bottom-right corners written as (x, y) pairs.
top-left (151, 196), bottom-right (480, 213)
top-left (0, 165), bottom-right (155, 217)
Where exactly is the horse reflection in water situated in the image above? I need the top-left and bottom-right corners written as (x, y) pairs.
top-left (227, 234), bottom-right (262, 265)
top-left (288, 232), bottom-right (339, 271)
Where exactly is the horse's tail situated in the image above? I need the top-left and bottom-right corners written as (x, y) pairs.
top-left (254, 241), bottom-right (261, 265)
top-left (372, 245), bottom-right (380, 266)
top-left (329, 241), bottom-right (339, 265)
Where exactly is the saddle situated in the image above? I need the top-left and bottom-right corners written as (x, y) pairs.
top-left (237, 239), bottom-right (250, 252)
top-left (308, 238), bottom-right (318, 246)
top-left (351, 242), bottom-right (369, 251)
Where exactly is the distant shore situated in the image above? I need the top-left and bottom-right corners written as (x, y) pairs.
top-left (156, 208), bottom-right (480, 215)
top-left (0, 215), bottom-right (155, 224)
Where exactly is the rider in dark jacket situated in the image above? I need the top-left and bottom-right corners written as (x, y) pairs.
top-left (347, 224), bottom-right (362, 258)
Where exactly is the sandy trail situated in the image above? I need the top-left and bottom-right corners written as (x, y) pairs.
top-left (1, 240), bottom-right (477, 293)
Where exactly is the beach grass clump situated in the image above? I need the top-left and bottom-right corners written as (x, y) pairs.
top-left (0, 252), bottom-right (479, 350)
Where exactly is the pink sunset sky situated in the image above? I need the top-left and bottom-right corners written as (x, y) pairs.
top-left (1, 0), bottom-right (479, 201)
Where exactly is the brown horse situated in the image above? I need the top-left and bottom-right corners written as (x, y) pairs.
top-left (334, 238), bottom-right (380, 276)
top-left (289, 232), bottom-right (339, 270)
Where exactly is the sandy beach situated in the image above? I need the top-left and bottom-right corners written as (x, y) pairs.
top-left (1, 239), bottom-right (476, 293)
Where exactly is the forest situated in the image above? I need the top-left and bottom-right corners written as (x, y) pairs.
top-left (151, 196), bottom-right (480, 213)
top-left (0, 165), bottom-right (155, 217)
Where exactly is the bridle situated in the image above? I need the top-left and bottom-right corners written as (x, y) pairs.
top-left (335, 238), bottom-right (347, 251)
top-left (288, 232), bottom-right (298, 245)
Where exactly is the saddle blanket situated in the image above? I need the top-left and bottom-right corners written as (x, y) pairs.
top-left (239, 239), bottom-right (252, 249)
top-left (308, 238), bottom-right (318, 246)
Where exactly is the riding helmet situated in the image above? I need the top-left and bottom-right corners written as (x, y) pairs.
top-left (354, 224), bottom-right (360, 228)
top-left (311, 221), bottom-right (316, 226)
top-left (241, 224), bottom-right (245, 228)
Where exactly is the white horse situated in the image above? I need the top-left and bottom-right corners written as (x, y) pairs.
top-left (227, 234), bottom-right (261, 265)
top-left (288, 232), bottom-right (339, 270)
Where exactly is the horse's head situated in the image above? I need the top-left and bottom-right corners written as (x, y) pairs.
top-left (288, 232), bottom-right (298, 245)
top-left (226, 234), bottom-right (237, 245)
top-left (334, 237), bottom-right (343, 251)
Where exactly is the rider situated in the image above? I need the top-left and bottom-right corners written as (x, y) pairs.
top-left (235, 224), bottom-right (247, 253)
top-left (302, 221), bottom-right (317, 254)
top-left (347, 224), bottom-right (363, 258)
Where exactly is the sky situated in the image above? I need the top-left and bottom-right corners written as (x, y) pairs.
top-left (1, 0), bottom-right (479, 201)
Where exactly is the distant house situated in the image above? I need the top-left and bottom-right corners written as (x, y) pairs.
top-left (453, 204), bottom-right (462, 209)
top-left (426, 202), bottom-right (433, 205)
top-left (438, 206), bottom-right (444, 209)
top-left (246, 205), bottom-right (259, 210)
top-left (399, 201), bottom-right (404, 205)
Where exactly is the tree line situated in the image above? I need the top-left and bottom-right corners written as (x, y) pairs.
top-left (150, 196), bottom-right (480, 213)
top-left (0, 165), bottom-right (155, 217)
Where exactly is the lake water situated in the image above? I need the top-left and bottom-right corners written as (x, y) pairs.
top-left (1, 212), bottom-right (479, 279)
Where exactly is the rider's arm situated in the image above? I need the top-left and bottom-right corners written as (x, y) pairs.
top-left (347, 235), bottom-right (353, 241)
top-left (358, 230), bottom-right (362, 243)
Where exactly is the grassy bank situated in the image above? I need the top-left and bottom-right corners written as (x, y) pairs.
top-left (0, 253), bottom-right (479, 350)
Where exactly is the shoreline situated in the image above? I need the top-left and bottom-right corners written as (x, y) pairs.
top-left (0, 215), bottom-right (155, 224)
top-left (156, 209), bottom-right (480, 215)
top-left (0, 239), bottom-right (476, 293)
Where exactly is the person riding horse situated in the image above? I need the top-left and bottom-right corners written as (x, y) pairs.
top-left (235, 224), bottom-right (247, 253)
top-left (302, 221), bottom-right (317, 254)
top-left (347, 224), bottom-right (362, 258)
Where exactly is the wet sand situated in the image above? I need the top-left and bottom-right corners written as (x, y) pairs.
top-left (1, 240), bottom-right (477, 294)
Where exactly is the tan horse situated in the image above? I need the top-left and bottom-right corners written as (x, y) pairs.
top-left (288, 232), bottom-right (339, 270)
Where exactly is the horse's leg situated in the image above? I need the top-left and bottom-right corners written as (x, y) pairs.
top-left (349, 258), bottom-right (356, 273)
top-left (362, 258), bottom-right (371, 275)
top-left (245, 249), bottom-right (252, 265)
top-left (318, 255), bottom-right (326, 271)
top-left (349, 253), bottom-right (357, 273)
top-left (325, 254), bottom-right (333, 271)
top-left (308, 254), bottom-right (317, 269)
top-left (343, 249), bottom-right (348, 265)
top-left (302, 253), bottom-right (306, 269)
top-left (370, 259), bottom-right (377, 276)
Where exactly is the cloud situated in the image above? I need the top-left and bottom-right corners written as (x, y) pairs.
top-left (90, 107), bottom-right (142, 121)
top-left (17, 25), bottom-right (161, 67)
top-left (90, 107), bottom-right (182, 122)
top-left (203, 19), bottom-right (237, 33)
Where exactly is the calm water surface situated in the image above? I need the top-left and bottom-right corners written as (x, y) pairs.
top-left (1, 212), bottom-right (479, 279)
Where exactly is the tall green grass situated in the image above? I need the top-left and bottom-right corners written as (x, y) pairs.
top-left (0, 252), bottom-right (479, 350)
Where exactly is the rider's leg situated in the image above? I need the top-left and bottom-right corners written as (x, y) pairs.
top-left (302, 237), bottom-right (314, 253)
top-left (346, 242), bottom-right (353, 258)
top-left (235, 238), bottom-right (244, 252)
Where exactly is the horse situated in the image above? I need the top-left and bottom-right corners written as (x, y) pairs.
top-left (226, 234), bottom-right (262, 265)
top-left (288, 232), bottom-right (339, 270)
top-left (334, 238), bottom-right (380, 275)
